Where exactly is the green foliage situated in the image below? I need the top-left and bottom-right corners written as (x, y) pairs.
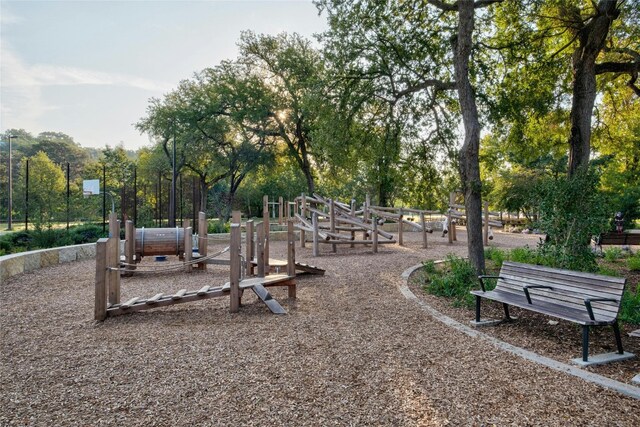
top-left (627, 253), bottom-right (640, 271)
top-left (603, 247), bottom-right (624, 262)
top-left (421, 260), bottom-right (437, 274)
top-left (0, 224), bottom-right (106, 255)
top-left (421, 255), bottom-right (478, 308)
top-left (619, 289), bottom-right (640, 325)
top-left (508, 246), bottom-right (540, 264)
top-left (208, 220), bottom-right (230, 234)
top-left (484, 247), bottom-right (507, 268)
top-left (536, 170), bottom-right (609, 272)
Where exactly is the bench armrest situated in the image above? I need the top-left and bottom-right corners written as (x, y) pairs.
top-left (584, 298), bottom-right (619, 321)
top-left (523, 285), bottom-right (553, 304)
top-left (477, 275), bottom-right (503, 292)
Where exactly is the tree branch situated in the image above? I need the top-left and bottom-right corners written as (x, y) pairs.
top-left (594, 60), bottom-right (639, 74)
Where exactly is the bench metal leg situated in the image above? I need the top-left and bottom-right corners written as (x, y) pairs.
top-left (502, 303), bottom-right (512, 321)
top-left (613, 322), bottom-right (624, 355)
top-left (582, 325), bottom-right (590, 362)
top-left (475, 296), bottom-right (481, 322)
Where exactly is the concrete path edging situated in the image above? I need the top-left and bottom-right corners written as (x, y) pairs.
top-left (400, 263), bottom-right (640, 400)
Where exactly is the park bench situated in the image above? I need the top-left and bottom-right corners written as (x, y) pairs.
top-left (593, 232), bottom-right (640, 252)
top-left (471, 261), bottom-right (628, 363)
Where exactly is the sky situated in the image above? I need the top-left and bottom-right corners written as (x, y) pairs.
top-left (0, 0), bottom-right (328, 150)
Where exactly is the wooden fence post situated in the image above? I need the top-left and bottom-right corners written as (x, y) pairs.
top-left (287, 220), bottom-right (296, 299)
top-left (229, 223), bottom-right (241, 313)
top-left (330, 199), bottom-right (336, 253)
top-left (232, 210), bottom-right (241, 224)
top-left (184, 226), bottom-right (192, 273)
top-left (125, 220), bottom-right (135, 276)
top-left (373, 216), bottom-right (379, 253)
top-left (246, 220), bottom-right (254, 277)
top-left (263, 195), bottom-right (269, 270)
top-left (278, 196), bottom-right (283, 225)
top-left (256, 221), bottom-right (265, 278)
top-left (107, 236), bottom-right (120, 306)
top-left (95, 238), bottom-right (109, 321)
top-left (312, 212), bottom-right (319, 257)
top-left (198, 212), bottom-right (207, 270)
top-left (300, 193), bottom-right (306, 248)
top-left (398, 209), bottom-right (404, 247)
top-left (420, 212), bottom-right (427, 249)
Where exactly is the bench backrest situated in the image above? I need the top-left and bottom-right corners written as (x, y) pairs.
top-left (497, 262), bottom-right (626, 321)
top-left (598, 232), bottom-right (640, 245)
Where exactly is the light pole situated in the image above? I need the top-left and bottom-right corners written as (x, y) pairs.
top-left (7, 134), bottom-right (16, 230)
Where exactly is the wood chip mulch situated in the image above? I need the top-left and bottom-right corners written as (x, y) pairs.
top-left (1, 231), bottom-right (639, 426)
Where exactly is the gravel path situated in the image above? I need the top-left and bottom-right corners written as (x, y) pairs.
top-left (1, 231), bottom-right (639, 426)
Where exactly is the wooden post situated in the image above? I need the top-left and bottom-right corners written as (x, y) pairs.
top-left (420, 212), bottom-right (427, 249)
top-left (107, 235), bottom-right (120, 306)
top-left (229, 223), bottom-right (241, 313)
top-left (448, 193), bottom-right (455, 244)
top-left (312, 212), bottom-right (319, 257)
top-left (198, 211), bottom-right (207, 270)
top-left (363, 194), bottom-right (370, 241)
top-left (278, 196), bottom-right (283, 225)
top-left (300, 193), bottom-right (306, 248)
top-left (125, 220), bottom-right (135, 275)
top-left (184, 226), bottom-right (192, 272)
top-left (95, 238), bottom-right (109, 321)
top-left (245, 220), bottom-right (254, 277)
top-left (330, 198), bottom-right (336, 253)
top-left (372, 216), bottom-right (379, 253)
top-left (263, 195), bottom-right (269, 270)
top-left (483, 201), bottom-right (490, 246)
top-left (350, 199), bottom-right (356, 248)
top-left (256, 222), bottom-right (265, 278)
top-left (287, 220), bottom-right (296, 299)
top-left (398, 209), bottom-right (404, 247)
top-left (108, 212), bottom-right (119, 239)
top-left (232, 210), bottom-right (241, 224)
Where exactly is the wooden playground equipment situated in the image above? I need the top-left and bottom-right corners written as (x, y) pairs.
top-left (445, 191), bottom-right (503, 246)
top-left (288, 193), bottom-right (438, 256)
top-left (94, 211), bottom-right (324, 321)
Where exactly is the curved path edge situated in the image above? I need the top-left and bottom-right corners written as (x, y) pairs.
top-left (400, 263), bottom-right (640, 400)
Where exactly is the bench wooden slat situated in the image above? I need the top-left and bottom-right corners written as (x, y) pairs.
top-left (471, 289), bottom-right (617, 324)
top-left (498, 273), bottom-right (623, 300)
top-left (502, 262), bottom-right (626, 287)
top-left (496, 276), bottom-right (622, 317)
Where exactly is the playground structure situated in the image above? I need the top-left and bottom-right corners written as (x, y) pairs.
top-left (288, 193), bottom-right (440, 257)
top-left (94, 215), bottom-right (296, 321)
top-left (121, 212), bottom-right (210, 275)
top-left (445, 191), bottom-right (503, 246)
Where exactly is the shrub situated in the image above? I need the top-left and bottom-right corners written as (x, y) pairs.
top-left (68, 224), bottom-right (105, 244)
top-left (509, 246), bottom-right (539, 264)
top-left (603, 247), bottom-right (624, 262)
top-left (421, 260), bottom-right (437, 274)
top-left (627, 253), bottom-right (640, 271)
top-left (619, 289), bottom-right (640, 324)
top-left (208, 220), bottom-right (230, 234)
top-left (423, 255), bottom-right (478, 308)
top-left (484, 247), bottom-right (506, 268)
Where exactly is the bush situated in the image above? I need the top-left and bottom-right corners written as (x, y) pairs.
top-left (628, 253), bottom-right (640, 271)
top-left (208, 220), bottom-right (230, 234)
top-left (603, 247), bottom-right (624, 262)
top-left (536, 170), bottom-right (609, 272)
top-left (422, 255), bottom-right (478, 308)
top-left (484, 247), bottom-right (506, 268)
top-left (68, 224), bottom-right (104, 244)
top-left (619, 289), bottom-right (640, 324)
top-left (509, 246), bottom-right (539, 264)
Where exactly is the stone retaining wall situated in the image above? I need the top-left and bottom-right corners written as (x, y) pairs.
top-left (1, 243), bottom-right (96, 282)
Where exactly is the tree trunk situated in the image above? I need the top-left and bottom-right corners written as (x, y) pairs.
top-left (454, 1), bottom-right (485, 274)
top-left (199, 178), bottom-right (208, 216)
top-left (567, 0), bottom-right (619, 176)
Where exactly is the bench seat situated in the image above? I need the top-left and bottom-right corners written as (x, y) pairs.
top-left (471, 261), bottom-right (627, 362)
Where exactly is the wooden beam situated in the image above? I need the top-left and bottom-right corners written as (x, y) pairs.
top-left (107, 236), bottom-right (120, 306)
top-left (124, 220), bottom-right (135, 275)
top-left (373, 217), bottom-right (378, 253)
top-left (198, 212), bottom-right (208, 270)
top-left (95, 238), bottom-right (109, 321)
top-left (312, 212), bottom-right (319, 257)
top-left (245, 220), bottom-right (254, 277)
top-left (184, 226), bottom-right (192, 273)
top-left (420, 212), bottom-right (427, 249)
top-left (300, 193), bottom-right (306, 248)
top-left (330, 199), bottom-right (336, 253)
top-left (263, 195), bottom-right (269, 270)
top-left (287, 220), bottom-right (296, 299)
top-left (230, 223), bottom-right (241, 313)
top-left (256, 221), bottom-right (265, 278)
